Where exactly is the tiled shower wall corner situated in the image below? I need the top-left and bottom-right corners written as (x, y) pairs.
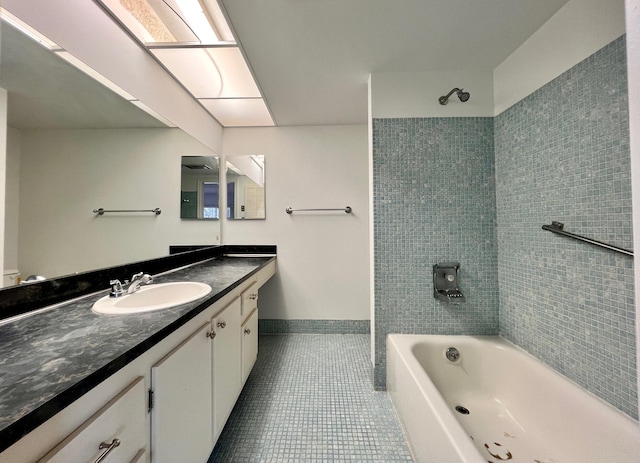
top-left (372, 117), bottom-right (499, 388)
top-left (372, 37), bottom-right (636, 418)
top-left (495, 36), bottom-right (637, 418)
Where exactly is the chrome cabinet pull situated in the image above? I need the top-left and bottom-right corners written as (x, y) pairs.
top-left (248, 294), bottom-right (258, 300)
top-left (206, 330), bottom-right (216, 339)
top-left (244, 328), bottom-right (251, 335)
top-left (217, 321), bottom-right (226, 329)
top-left (94, 438), bottom-right (120, 463)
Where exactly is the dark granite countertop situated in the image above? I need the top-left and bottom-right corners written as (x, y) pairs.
top-left (0, 255), bottom-right (275, 452)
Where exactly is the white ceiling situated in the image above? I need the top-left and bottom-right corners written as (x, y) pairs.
top-left (220, 0), bottom-right (570, 126)
top-left (1, 0), bottom-right (571, 130)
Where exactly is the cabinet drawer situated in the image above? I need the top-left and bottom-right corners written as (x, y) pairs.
top-left (241, 308), bottom-right (259, 385)
top-left (38, 377), bottom-right (147, 463)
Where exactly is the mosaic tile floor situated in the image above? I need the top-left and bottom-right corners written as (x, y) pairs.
top-left (209, 334), bottom-right (414, 462)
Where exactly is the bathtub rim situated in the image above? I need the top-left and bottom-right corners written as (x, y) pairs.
top-left (389, 333), bottom-right (640, 423)
top-left (387, 333), bottom-right (640, 463)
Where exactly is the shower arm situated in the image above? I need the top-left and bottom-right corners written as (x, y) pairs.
top-left (443, 88), bottom-right (461, 100)
top-left (438, 88), bottom-right (462, 105)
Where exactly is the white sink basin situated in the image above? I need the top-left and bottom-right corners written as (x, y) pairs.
top-left (92, 282), bottom-right (212, 315)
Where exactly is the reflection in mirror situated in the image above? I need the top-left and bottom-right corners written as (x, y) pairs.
top-left (226, 155), bottom-right (266, 220)
top-left (181, 156), bottom-right (220, 219)
top-left (0, 17), bottom-right (221, 287)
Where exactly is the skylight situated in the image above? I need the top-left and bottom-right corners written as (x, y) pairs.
top-left (100, 0), bottom-right (228, 44)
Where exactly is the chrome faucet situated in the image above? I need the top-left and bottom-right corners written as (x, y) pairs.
top-left (108, 272), bottom-right (153, 297)
top-left (126, 272), bottom-right (153, 294)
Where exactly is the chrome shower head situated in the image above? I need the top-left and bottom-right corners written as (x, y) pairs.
top-left (439, 88), bottom-right (471, 105)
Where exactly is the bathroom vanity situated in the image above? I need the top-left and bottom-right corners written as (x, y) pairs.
top-left (0, 250), bottom-right (276, 463)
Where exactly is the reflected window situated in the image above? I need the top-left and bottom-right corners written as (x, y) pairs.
top-left (227, 182), bottom-right (235, 219)
top-left (202, 182), bottom-right (219, 218)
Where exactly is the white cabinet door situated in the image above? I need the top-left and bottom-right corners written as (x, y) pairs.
top-left (151, 322), bottom-right (213, 463)
top-left (241, 308), bottom-right (259, 385)
top-left (241, 281), bottom-right (259, 318)
top-left (212, 297), bottom-right (242, 440)
top-left (38, 377), bottom-right (147, 463)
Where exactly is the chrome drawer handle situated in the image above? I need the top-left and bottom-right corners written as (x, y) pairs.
top-left (248, 294), bottom-right (258, 300)
top-left (244, 328), bottom-right (251, 335)
top-left (217, 321), bottom-right (226, 329)
top-left (95, 438), bottom-right (120, 463)
top-left (206, 330), bottom-right (216, 339)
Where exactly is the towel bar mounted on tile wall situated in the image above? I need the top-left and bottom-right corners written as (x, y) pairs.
top-left (541, 221), bottom-right (633, 257)
top-left (93, 208), bottom-right (162, 215)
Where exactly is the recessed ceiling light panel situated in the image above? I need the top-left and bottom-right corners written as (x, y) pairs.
top-left (151, 47), bottom-right (260, 99)
top-left (200, 98), bottom-right (274, 127)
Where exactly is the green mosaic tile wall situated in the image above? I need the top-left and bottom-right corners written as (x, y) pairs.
top-left (372, 117), bottom-right (499, 389)
top-left (373, 36), bottom-right (636, 418)
top-left (495, 36), bottom-right (636, 418)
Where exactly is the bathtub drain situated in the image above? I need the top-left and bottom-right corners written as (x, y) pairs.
top-left (445, 347), bottom-right (460, 362)
top-left (455, 405), bottom-right (470, 415)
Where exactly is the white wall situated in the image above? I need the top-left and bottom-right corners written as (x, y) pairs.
top-left (494, 0), bottom-right (626, 115)
top-left (624, 0), bottom-right (640, 421)
top-left (369, 0), bottom-right (626, 120)
top-left (0, 90), bottom-right (7, 284)
top-left (17, 128), bottom-right (219, 278)
top-left (368, 75), bottom-right (376, 361)
top-left (370, 70), bottom-right (494, 118)
top-left (223, 125), bottom-right (370, 321)
top-left (4, 127), bottom-right (20, 272)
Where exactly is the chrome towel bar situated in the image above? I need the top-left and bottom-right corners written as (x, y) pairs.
top-left (542, 221), bottom-right (633, 257)
top-left (94, 208), bottom-right (162, 215)
top-left (286, 206), bottom-right (352, 214)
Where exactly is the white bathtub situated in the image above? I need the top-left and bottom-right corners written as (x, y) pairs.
top-left (387, 334), bottom-right (640, 463)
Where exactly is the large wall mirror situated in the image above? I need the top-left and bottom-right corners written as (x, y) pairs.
top-left (0, 17), bottom-right (221, 286)
top-left (181, 156), bottom-right (220, 219)
top-left (226, 155), bottom-right (266, 219)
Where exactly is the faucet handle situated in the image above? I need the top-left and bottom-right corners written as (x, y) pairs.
top-left (109, 279), bottom-right (124, 298)
top-left (130, 272), bottom-right (153, 284)
top-left (125, 272), bottom-right (153, 294)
